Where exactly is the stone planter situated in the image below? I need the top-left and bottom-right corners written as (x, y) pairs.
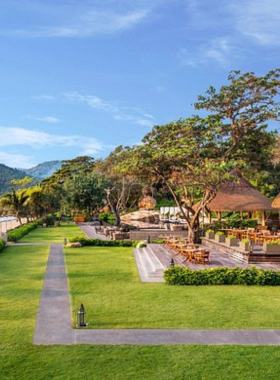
top-left (239, 241), bottom-right (250, 252)
top-left (263, 243), bottom-right (280, 253)
top-left (226, 238), bottom-right (240, 247)
top-left (205, 232), bottom-right (215, 240)
top-left (171, 225), bottom-right (183, 231)
top-left (215, 234), bottom-right (225, 243)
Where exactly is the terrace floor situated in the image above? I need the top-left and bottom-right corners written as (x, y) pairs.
top-left (133, 243), bottom-right (280, 283)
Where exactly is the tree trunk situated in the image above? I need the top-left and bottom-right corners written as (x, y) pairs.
top-left (106, 196), bottom-right (121, 227)
top-left (111, 204), bottom-right (121, 227)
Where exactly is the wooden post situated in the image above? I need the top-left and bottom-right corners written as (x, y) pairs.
top-left (262, 210), bottom-right (266, 227)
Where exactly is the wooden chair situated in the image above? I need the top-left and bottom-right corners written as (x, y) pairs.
top-left (193, 250), bottom-right (210, 264)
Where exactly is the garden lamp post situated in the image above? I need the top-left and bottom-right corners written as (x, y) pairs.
top-left (249, 240), bottom-right (253, 254)
top-left (170, 258), bottom-right (175, 267)
top-left (77, 304), bottom-right (87, 327)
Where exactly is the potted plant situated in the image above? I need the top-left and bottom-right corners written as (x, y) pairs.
top-left (205, 229), bottom-right (215, 240)
top-left (215, 231), bottom-right (225, 243)
top-left (225, 234), bottom-right (240, 247)
top-left (263, 240), bottom-right (280, 253)
top-left (239, 238), bottom-right (250, 252)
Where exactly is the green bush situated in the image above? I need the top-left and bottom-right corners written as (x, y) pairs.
top-left (266, 240), bottom-right (280, 246)
top-left (151, 239), bottom-right (165, 244)
top-left (69, 237), bottom-right (138, 247)
top-left (204, 219), bottom-right (258, 232)
top-left (215, 231), bottom-right (225, 236)
top-left (0, 238), bottom-right (5, 252)
top-left (164, 266), bottom-right (280, 286)
top-left (227, 234), bottom-right (236, 240)
top-left (155, 199), bottom-right (176, 210)
top-left (7, 221), bottom-right (39, 242)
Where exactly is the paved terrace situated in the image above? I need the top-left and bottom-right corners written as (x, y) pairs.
top-left (133, 243), bottom-right (280, 283)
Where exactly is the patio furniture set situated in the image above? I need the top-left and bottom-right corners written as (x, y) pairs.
top-left (163, 236), bottom-right (210, 265)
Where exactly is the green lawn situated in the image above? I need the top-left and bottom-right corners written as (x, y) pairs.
top-left (20, 223), bottom-right (85, 243)
top-left (66, 246), bottom-right (280, 329)
top-left (2, 245), bottom-right (280, 379)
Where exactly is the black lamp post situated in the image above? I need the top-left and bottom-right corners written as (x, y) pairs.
top-left (77, 304), bottom-right (87, 327)
top-left (249, 240), bottom-right (253, 254)
top-left (170, 258), bottom-right (175, 267)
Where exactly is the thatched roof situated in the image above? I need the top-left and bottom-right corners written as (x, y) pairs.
top-left (272, 193), bottom-right (280, 209)
top-left (204, 170), bottom-right (273, 212)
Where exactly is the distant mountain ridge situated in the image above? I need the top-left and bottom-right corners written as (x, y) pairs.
top-left (0, 160), bottom-right (62, 196)
top-left (0, 164), bottom-right (27, 195)
top-left (23, 160), bottom-right (62, 179)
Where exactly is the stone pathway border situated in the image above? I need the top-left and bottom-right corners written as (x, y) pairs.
top-left (33, 244), bottom-right (280, 346)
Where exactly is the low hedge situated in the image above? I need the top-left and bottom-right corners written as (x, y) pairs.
top-left (69, 237), bottom-right (138, 247)
top-left (7, 221), bottom-right (39, 242)
top-left (164, 266), bottom-right (280, 286)
top-left (0, 238), bottom-right (5, 252)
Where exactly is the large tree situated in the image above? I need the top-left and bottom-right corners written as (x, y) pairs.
top-left (117, 70), bottom-right (280, 242)
top-left (96, 146), bottom-right (143, 226)
top-left (0, 188), bottom-right (30, 224)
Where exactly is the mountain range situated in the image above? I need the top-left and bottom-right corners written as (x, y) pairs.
top-left (0, 160), bottom-right (62, 196)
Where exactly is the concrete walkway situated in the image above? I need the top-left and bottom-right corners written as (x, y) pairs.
top-left (78, 223), bottom-right (109, 240)
top-left (33, 244), bottom-right (280, 346)
top-left (33, 244), bottom-right (74, 344)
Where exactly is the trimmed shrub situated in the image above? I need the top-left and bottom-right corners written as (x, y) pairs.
top-left (99, 212), bottom-right (116, 224)
top-left (0, 238), bottom-right (5, 252)
top-left (69, 236), bottom-right (138, 247)
top-left (164, 266), bottom-right (280, 286)
top-left (7, 221), bottom-right (39, 242)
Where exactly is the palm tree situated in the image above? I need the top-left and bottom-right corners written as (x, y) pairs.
top-left (0, 188), bottom-right (29, 225)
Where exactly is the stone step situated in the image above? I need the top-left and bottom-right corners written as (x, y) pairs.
top-left (133, 248), bottom-right (165, 283)
top-left (143, 246), bottom-right (166, 271)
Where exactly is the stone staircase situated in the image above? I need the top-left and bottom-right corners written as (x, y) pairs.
top-left (133, 244), bottom-right (166, 283)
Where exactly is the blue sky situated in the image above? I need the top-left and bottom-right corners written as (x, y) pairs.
top-left (0, 0), bottom-right (279, 168)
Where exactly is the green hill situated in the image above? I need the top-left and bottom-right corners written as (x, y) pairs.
top-left (0, 164), bottom-right (27, 195)
top-left (0, 160), bottom-right (62, 196)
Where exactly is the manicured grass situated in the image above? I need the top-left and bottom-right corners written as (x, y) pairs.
top-left (20, 223), bottom-right (85, 243)
top-left (2, 245), bottom-right (280, 378)
top-left (66, 246), bottom-right (280, 329)
top-left (0, 245), bottom-right (49, 344)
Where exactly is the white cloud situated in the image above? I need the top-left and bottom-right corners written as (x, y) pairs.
top-left (31, 94), bottom-right (56, 101)
top-left (229, 0), bottom-right (280, 45)
top-left (64, 92), bottom-right (155, 128)
top-left (0, 126), bottom-right (105, 155)
top-left (0, 151), bottom-right (36, 169)
top-left (9, 9), bottom-right (149, 38)
top-left (179, 37), bottom-right (233, 68)
top-left (25, 115), bottom-right (61, 123)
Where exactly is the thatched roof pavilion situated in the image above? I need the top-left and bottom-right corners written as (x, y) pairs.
top-left (197, 170), bottom-right (272, 225)
top-left (272, 193), bottom-right (280, 209)
top-left (207, 171), bottom-right (272, 212)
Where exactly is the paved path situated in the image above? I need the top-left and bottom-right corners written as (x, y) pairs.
top-left (78, 223), bottom-right (109, 240)
top-left (33, 244), bottom-right (280, 346)
top-left (33, 244), bottom-right (74, 344)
